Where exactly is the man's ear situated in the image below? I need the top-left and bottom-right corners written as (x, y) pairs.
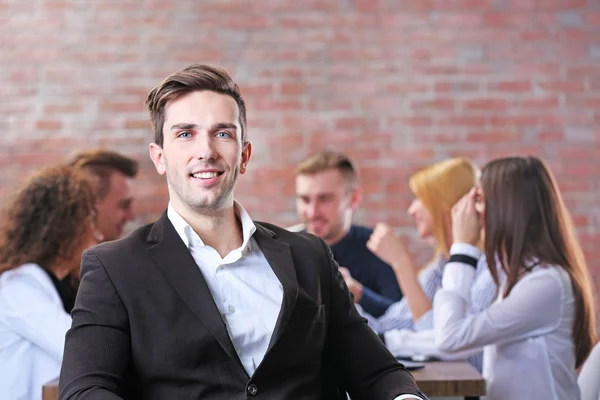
top-left (149, 142), bottom-right (166, 175)
top-left (349, 187), bottom-right (362, 211)
top-left (240, 141), bottom-right (252, 174)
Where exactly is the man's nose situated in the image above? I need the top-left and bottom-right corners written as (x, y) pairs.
top-left (306, 201), bottom-right (319, 218)
top-left (194, 132), bottom-right (219, 162)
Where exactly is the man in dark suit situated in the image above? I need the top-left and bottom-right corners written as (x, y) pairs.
top-left (58, 64), bottom-right (428, 400)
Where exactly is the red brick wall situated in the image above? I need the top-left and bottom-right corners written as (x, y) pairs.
top-left (1, 1), bottom-right (598, 322)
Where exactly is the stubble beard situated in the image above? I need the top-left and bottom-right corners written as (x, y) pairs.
top-left (169, 165), bottom-right (240, 213)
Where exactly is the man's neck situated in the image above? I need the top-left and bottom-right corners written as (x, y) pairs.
top-left (325, 224), bottom-right (352, 247)
top-left (173, 201), bottom-right (243, 258)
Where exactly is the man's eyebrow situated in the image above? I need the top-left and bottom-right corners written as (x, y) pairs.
top-left (170, 123), bottom-right (197, 130)
top-left (211, 122), bottom-right (237, 130)
top-left (169, 122), bottom-right (237, 131)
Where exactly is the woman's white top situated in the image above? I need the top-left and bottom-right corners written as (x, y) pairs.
top-left (579, 342), bottom-right (600, 400)
top-left (0, 263), bottom-right (72, 400)
top-left (434, 243), bottom-right (580, 400)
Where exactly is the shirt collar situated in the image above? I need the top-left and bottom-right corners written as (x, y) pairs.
top-left (167, 201), bottom-right (257, 253)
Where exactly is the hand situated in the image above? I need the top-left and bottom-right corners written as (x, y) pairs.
top-left (367, 222), bottom-right (410, 268)
top-left (338, 266), bottom-right (363, 303)
top-left (451, 188), bottom-right (481, 245)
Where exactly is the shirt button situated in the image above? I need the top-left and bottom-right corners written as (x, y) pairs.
top-left (228, 305), bottom-right (235, 313)
top-left (247, 384), bottom-right (258, 396)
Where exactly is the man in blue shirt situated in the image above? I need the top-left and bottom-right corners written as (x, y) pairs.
top-left (294, 150), bottom-right (403, 317)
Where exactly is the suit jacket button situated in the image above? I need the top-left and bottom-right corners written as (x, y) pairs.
top-left (247, 384), bottom-right (258, 396)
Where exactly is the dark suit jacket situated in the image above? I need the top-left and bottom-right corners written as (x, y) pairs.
top-left (59, 212), bottom-right (427, 400)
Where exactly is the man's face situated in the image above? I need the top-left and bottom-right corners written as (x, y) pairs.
top-left (95, 172), bottom-right (135, 241)
top-left (149, 90), bottom-right (251, 215)
top-left (295, 169), bottom-right (359, 244)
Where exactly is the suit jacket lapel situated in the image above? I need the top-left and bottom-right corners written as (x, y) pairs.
top-left (146, 212), bottom-right (240, 364)
top-left (253, 224), bottom-right (298, 351)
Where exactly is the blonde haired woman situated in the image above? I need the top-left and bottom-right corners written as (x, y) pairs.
top-left (350, 157), bottom-right (484, 332)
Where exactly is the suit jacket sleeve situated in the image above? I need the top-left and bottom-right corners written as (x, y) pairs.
top-left (58, 249), bottom-right (130, 400)
top-left (318, 238), bottom-right (426, 400)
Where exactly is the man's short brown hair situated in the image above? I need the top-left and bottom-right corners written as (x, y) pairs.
top-left (145, 64), bottom-right (247, 147)
top-left (295, 150), bottom-right (359, 189)
top-left (65, 149), bottom-right (138, 199)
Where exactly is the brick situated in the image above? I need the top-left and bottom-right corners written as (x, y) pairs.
top-left (586, 12), bottom-right (600, 27)
top-left (435, 81), bottom-right (480, 92)
top-left (463, 99), bottom-right (509, 110)
top-left (334, 117), bottom-right (369, 130)
top-left (439, 116), bottom-right (487, 126)
top-left (488, 115), bottom-right (538, 126)
top-left (385, 82), bottom-right (430, 93)
top-left (35, 120), bottom-right (62, 130)
top-left (519, 97), bottom-right (560, 109)
top-left (242, 84), bottom-right (275, 97)
top-left (423, 65), bottom-right (461, 75)
top-left (488, 81), bottom-right (532, 92)
top-left (410, 98), bottom-right (456, 111)
top-left (253, 99), bottom-right (302, 112)
top-left (466, 131), bottom-right (519, 142)
top-left (538, 81), bottom-right (586, 92)
top-left (124, 120), bottom-right (150, 130)
top-left (43, 104), bottom-right (83, 114)
top-left (388, 116), bottom-right (433, 127)
top-left (279, 83), bottom-right (306, 96)
top-left (100, 102), bottom-right (144, 113)
top-left (538, 131), bottom-right (565, 141)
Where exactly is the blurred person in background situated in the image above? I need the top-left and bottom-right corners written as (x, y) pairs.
top-left (347, 158), bottom-right (484, 332)
top-left (435, 155), bottom-right (597, 399)
top-left (60, 149), bottom-right (138, 312)
top-left (354, 157), bottom-right (497, 375)
top-left (66, 148), bottom-right (138, 243)
top-left (295, 149), bottom-right (403, 317)
top-left (0, 165), bottom-right (100, 400)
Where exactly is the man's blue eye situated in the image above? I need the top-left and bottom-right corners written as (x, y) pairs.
top-left (217, 131), bottom-right (231, 138)
top-left (178, 131), bottom-right (191, 138)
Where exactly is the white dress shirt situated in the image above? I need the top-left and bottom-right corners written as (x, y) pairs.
top-left (168, 203), bottom-right (424, 400)
top-left (434, 243), bottom-right (580, 400)
top-left (0, 263), bottom-right (72, 400)
top-left (168, 202), bottom-right (283, 377)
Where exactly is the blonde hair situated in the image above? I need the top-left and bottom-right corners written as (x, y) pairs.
top-left (409, 157), bottom-right (480, 259)
top-left (295, 150), bottom-right (359, 190)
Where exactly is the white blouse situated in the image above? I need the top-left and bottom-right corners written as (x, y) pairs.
top-left (0, 263), bottom-right (72, 400)
top-left (434, 243), bottom-right (580, 400)
top-left (579, 342), bottom-right (600, 400)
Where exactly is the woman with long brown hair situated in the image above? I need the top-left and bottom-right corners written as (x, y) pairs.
top-left (434, 155), bottom-right (596, 399)
top-left (0, 165), bottom-right (100, 400)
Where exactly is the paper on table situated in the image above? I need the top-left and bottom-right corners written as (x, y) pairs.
top-left (384, 329), bottom-right (482, 361)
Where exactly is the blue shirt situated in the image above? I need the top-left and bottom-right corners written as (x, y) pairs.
top-left (330, 225), bottom-right (403, 317)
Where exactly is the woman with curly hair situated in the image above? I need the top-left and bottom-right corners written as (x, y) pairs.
top-left (0, 165), bottom-right (100, 400)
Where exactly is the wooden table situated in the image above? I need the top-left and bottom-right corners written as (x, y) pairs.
top-left (411, 361), bottom-right (486, 397)
top-left (42, 378), bottom-right (58, 400)
top-left (43, 361), bottom-right (485, 399)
